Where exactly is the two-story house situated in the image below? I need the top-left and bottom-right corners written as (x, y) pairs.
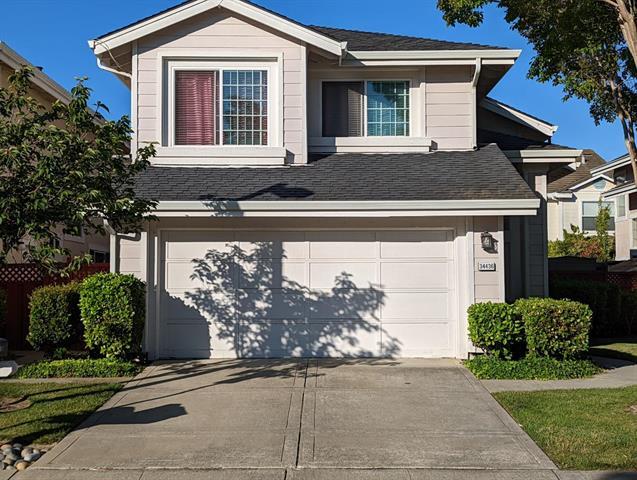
top-left (0, 41), bottom-right (110, 264)
top-left (89, 0), bottom-right (583, 360)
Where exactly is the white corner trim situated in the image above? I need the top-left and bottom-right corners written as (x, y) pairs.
top-left (0, 42), bottom-right (72, 103)
top-left (89, 0), bottom-right (343, 57)
top-left (481, 97), bottom-right (557, 137)
top-left (504, 149), bottom-right (583, 162)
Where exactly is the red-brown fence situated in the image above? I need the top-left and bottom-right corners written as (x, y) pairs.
top-left (0, 263), bottom-right (109, 348)
top-left (550, 271), bottom-right (637, 292)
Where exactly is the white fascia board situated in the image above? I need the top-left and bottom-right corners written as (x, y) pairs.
top-left (155, 198), bottom-right (540, 216)
top-left (603, 183), bottom-right (636, 199)
top-left (591, 155), bottom-right (630, 175)
top-left (569, 174), bottom-right (614, 191)
top-left (505, 149), bottom-right (583, 162)
top-left (347, 49), bottom-right (520, 62)
top-left (548, 192), bottom-right (574, 200)
top-left (481, 97), bottom-right (557, 137)
top-left (89, 0), bottom-right (342, 57)
top-left (0, 42), bottom-right (72, 103)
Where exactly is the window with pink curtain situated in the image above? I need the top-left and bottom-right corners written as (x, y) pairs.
top-left (174, 71), bottom-right (219, 145)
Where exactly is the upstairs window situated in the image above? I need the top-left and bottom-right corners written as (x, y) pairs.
top-left (174, 68), bottom-right (268, 146)
top-left (321, 80), bottom-right (409, 137)
top-left (582, 201), bottom-right (615, 231)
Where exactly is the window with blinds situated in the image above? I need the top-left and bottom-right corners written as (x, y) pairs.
top-left (174, 69), bottom-right (268, 146)
top-left (322, 82), bottom-right (363, 137)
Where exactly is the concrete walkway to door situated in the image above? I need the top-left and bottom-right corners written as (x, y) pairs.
top-left (15, 359), bottom-right (559, 479)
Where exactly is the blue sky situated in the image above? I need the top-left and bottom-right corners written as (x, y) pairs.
top-left (1, 0), bottom-right (626, 160)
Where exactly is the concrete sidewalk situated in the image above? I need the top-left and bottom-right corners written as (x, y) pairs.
top-left (482, 356), bottom-right (637, 393)
top-left (7, 359), bottom-right (558, 478)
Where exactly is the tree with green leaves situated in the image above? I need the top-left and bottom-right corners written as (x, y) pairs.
top-left (595, 203), bottom-right (614, 262)
top-left (0, 67), bottom-right (156, 274)
top-left (437, 0), bottom-right (637, 181)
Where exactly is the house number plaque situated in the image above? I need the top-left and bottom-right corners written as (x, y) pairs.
top-left (478, 261), bottom-right (496, 272)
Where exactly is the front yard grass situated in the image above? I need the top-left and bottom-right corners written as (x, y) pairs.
top-left (14, 358), bottom-right (142, 379)
top-left (590, 340), bottom-right (637, 363)
top-left (0, 382), bottom-right (121, 445)
top-left (494, 387), bottom-right (637, 470)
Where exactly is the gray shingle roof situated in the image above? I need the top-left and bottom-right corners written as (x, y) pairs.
top-left (308, 26), bottom-right (506, 51)
top-left (548, 150), bottom-right (606, 193)
top-left (134, 144), bottom-right (536, 202)
top-left (95, 0), bottom-right (507, 52)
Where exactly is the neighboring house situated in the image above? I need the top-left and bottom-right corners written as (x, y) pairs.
top-left (547, 149), bottom-right (615, 241)
top-left (0, 41), bottom-right (110, 264)
top-left (594, 153), bottom-right (637, 260)
top-left (89, 0), bottom-right (583, 359)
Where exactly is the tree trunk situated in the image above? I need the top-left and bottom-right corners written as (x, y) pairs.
top-left (615, 0), bottom-right (637, 68)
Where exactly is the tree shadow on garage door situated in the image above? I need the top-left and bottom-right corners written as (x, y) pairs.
top-left (170, 241), bottom-right (402, 359)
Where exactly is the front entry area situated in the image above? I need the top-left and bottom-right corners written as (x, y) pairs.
top-left (159, 229), bottom-right (458, 359)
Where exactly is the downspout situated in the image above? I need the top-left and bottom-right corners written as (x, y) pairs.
top-left (103, 219), bottom-right (119, 274)
top-left (471, 57), bottom-right (482, 150)
top-left (90, 40), bottom-right (133, 81)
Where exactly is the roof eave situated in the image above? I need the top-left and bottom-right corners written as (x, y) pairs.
top-left (504, 149), bottom-right (583, 162)
top-left (89, 0), bottom-right (343, 57)
top-left (344, 49), bottom-right (520, 66)
top-left (481, 97), bottom-right (557, 137)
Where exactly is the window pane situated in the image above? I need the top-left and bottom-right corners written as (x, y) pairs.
top-left (582, 202), bottom-right (599, 217)
top-left (175, 71), bottom-right (219, 145)
top-left (322, 82), bottom-right (364, 137)
top-left (366, 81), bottom-right (409, 137)
top-left (222, 70), bottom-right (268, 145)
top-left (618, 195), bottom-right (626, 217)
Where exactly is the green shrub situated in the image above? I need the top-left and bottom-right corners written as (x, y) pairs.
top-left (27, 282), bottom-right (81, 354)
top-left (550, 278), bottom-right (622, 336)
top-left (467, 302), bottom-right (525, 359)
top-left (80, 273), bottom-right (145, 360)
top-left (465, 355), bottom-right (601, 380)
top-left (515, 298), bottom-right (592, 359)
top-left (14, 358), bottom-right (142, 378)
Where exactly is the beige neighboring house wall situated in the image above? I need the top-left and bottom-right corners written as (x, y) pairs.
top-left (0, 41), bottom-right (110, 263)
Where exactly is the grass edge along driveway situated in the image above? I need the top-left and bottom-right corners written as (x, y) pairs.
top-left (494, 386), bottom-right (637, 470)
top-left (0, 382), bottom-right (121, 445)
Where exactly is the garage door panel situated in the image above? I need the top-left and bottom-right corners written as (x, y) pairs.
top-left (237, 289), bottom-right (307, 320)
top-left (162, 291), bottom-right (235, 321)
top-left (238, 260), bottom-right (307, 289)
top-left (381, 262), bottom-right (448, 289)
top-left (382, 323), bottom-right (451, 357)
top-left (381, 292), bottom-right (448, 320)
top-left (309, 289), bottom-right (381, 320)
top-left (237, 231), bottom-right (308, 259)
top-left (379, 230), bottom-right (450, 259)
top-left (309, 262), bottom-right (377, 289)
top-left (165, 261), bottom-right (238, 291)
top-left (161, 323), bottom-right (235, 359)
top-left (308, 231), bottom-right (377, 259)
top-left (237, 321), bottom-right (309, 357)
top-left (166, 232), bottom-right (234, 260)
top-left (307, 322), bottom-right (381, 357)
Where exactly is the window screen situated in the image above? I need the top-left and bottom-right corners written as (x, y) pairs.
top-left (322, 81), bottom-right (363, 137)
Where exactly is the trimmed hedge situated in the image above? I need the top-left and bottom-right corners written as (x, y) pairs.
top-left (80, 273), bottom-right (145, 360)
top-left (550, 279), bottom-right (623, 336)
top-left (468, 302), bottom-right (525, 359)
top-left (515, 298), bottom-right (592, 359)
top-left (465, 355), bottom-right (601, 380)
top-left (14, 358), bottom-right (142, 378)
top-left (27, 282), bottom-right (81, 354)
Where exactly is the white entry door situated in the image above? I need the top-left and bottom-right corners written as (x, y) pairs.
top-left (160, 229), bottom-right (455, 358)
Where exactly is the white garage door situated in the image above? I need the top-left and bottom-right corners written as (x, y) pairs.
top-left (160, 229), bottom-right (455, 358)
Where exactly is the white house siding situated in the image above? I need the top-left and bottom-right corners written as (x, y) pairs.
top-left (425, 66), bottom-right (474, 150)
top-left (616, 217), bottom-right (631, 260)
top-left (306, 63), bottom-right (473, 151)
top-left (135, 8), bottom-right (308, 164)
top-left (112, 216), bottom-right (505, 359)
top-left (547, 201), bottom-right (561, 241)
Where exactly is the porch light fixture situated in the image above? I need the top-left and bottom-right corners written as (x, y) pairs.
top-left (481, 232), bottom-right (498, 253)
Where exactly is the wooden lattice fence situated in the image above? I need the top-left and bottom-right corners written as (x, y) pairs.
top-left (0, 263), bottom-right (109, 348)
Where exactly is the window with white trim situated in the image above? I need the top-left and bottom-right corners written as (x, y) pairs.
top-left (582, 201), bottom-right (615, 231)
top-left (321, 80), bottom-right (410, 137)
top-left (168, 60), bottom-right (273, 147)
top-left (617, 194), bottom-right (627, 218)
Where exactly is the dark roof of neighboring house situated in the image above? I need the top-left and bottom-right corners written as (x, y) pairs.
top-left (308, 26), bottom-right (505, 51)
top-left (547, 149), bottom-right (606, 194)
top-left (95, 0), bottom-right (506, 51)
top-left (478, 129), bottom-right (574, 151)
top-left (133, 144), bottom-right (536, 202)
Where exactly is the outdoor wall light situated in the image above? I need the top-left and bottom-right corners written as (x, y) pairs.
top-left (481, 232), bottom-right (498, 252)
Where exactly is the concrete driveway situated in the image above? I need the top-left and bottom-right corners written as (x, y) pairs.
top-left (19, 359), bottom-right (556, 479)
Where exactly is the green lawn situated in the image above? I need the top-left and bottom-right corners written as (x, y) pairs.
top-left (590, 341), bottom-right (637, 363)
top-left (0, 382), bottom-right (121, 445)
top-left (495, 387), bottom-right (637, 470)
